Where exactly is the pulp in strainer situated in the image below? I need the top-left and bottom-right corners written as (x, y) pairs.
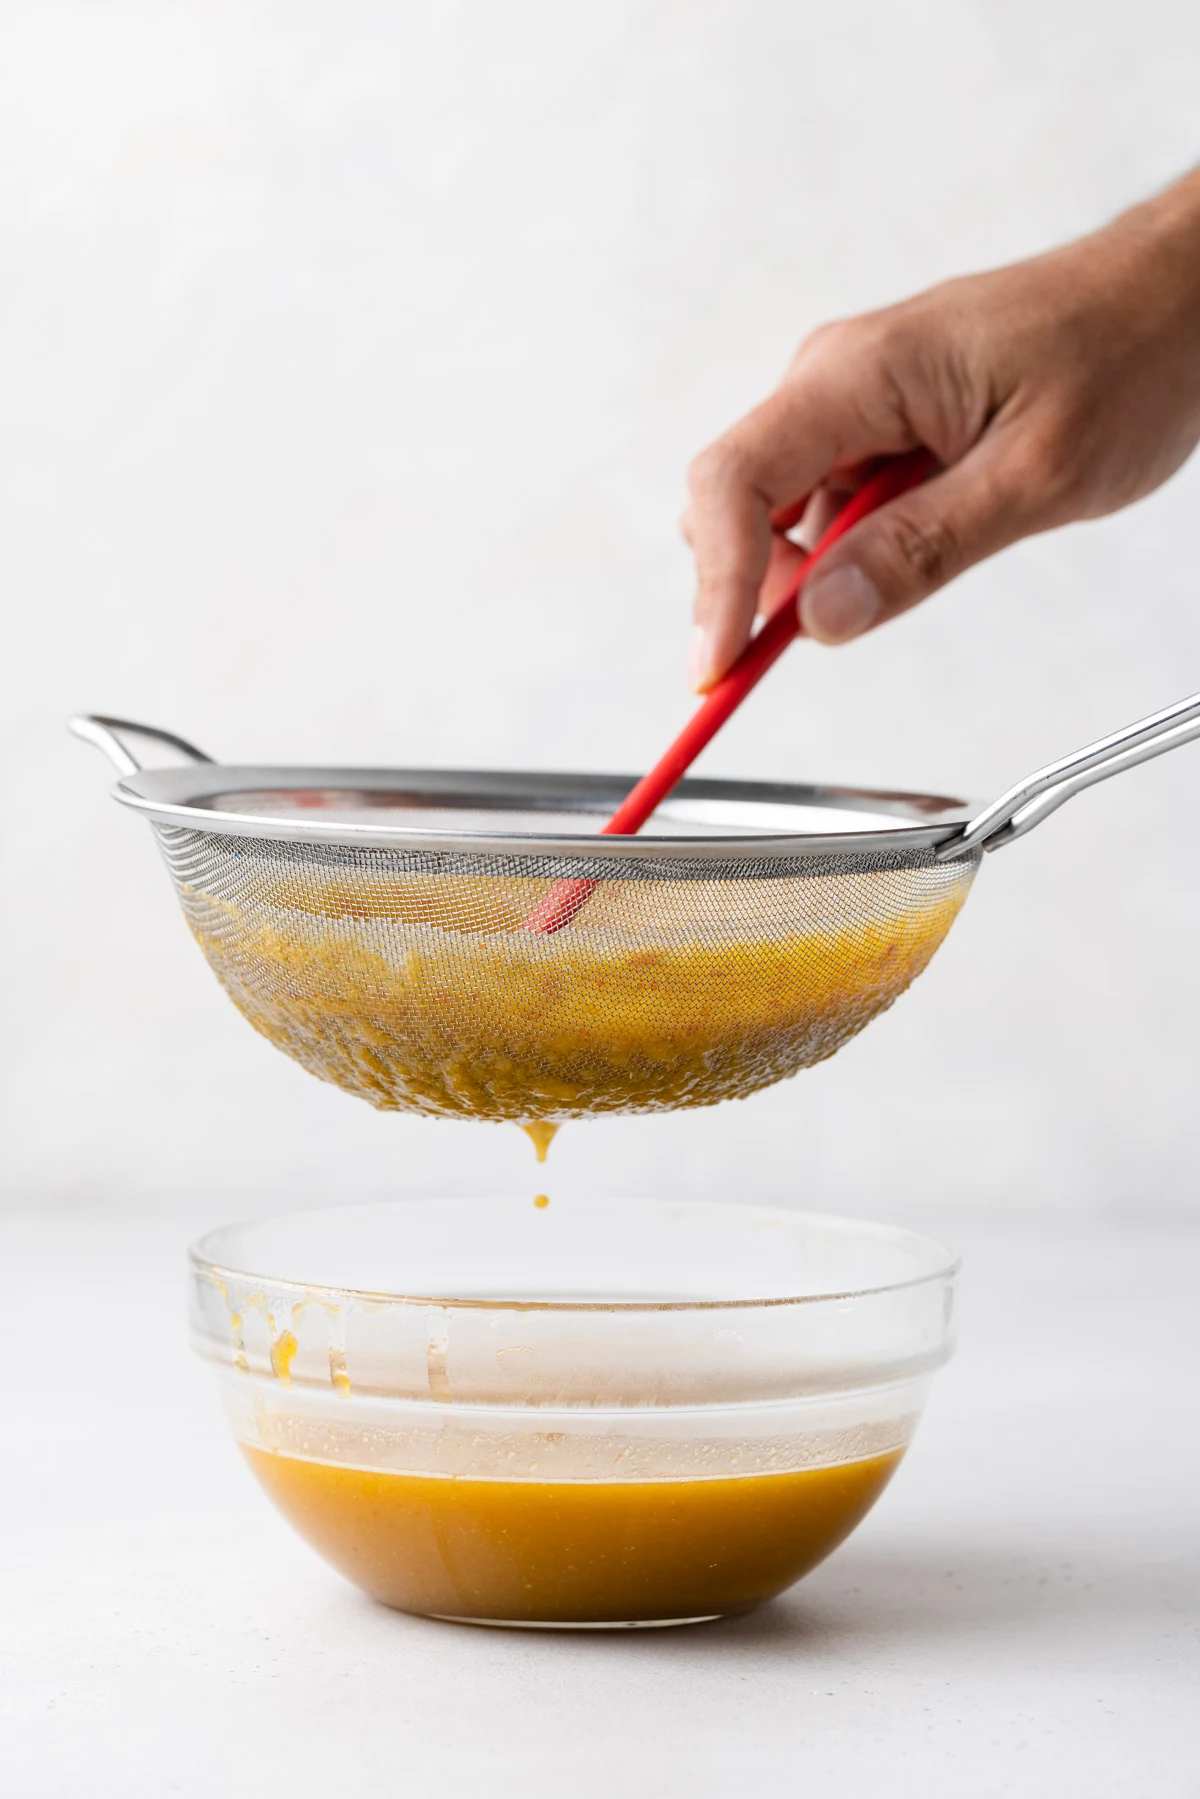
top-left (166, 843), bottom-right (975, 1121)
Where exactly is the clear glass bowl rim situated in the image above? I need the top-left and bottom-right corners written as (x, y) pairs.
top-left (189, 1199), bottom-right (960, 1316)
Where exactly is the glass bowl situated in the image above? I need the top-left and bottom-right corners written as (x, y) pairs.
top-left (190, 1198), bottom-right (958, 1629)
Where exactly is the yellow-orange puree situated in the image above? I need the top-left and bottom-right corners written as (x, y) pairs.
top-left (179, 864), bottom-right (973, 1123)
top-left (242, 1445), bottom-right (902, 1624)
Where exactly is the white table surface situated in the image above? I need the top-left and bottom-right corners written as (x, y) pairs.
top-left (3, 1203), bottom-right (1197, 1798)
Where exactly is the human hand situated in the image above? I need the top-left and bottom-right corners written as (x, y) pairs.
top-left (683, 170), bottom-right (1200, 691)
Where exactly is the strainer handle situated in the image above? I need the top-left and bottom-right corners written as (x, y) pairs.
top-left (938, 687), bottom-right (1200, 859)
top-left (68, 715), bottom-right (215, 776)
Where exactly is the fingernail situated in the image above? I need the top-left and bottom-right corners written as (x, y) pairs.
top-left (801, 564), bottom-right (883, 644)
top-left (689, 624), bottom-right (714, 692)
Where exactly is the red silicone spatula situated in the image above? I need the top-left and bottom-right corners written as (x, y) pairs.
top-left (522, 447), bottom-right (937, 933)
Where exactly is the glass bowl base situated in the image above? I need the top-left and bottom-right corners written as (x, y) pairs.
top-left (428, 1612), bottom-right (726, 1631)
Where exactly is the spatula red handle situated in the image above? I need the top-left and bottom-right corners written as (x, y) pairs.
top-left (523, 447), bottom-right (937, 932)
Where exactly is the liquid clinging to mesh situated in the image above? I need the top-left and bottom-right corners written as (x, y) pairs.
top-left (158, 827), bottom-right (978, 1122)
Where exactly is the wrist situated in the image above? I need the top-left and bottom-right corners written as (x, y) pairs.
top-left (1106, 168), bottom-right (1200, 331)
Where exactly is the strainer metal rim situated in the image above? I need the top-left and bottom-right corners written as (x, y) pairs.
top-left (111, 764), bottom-right (980, 860)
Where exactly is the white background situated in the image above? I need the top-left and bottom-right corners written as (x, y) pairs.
top-left (4, 14), bottom-right (1199, 1793)
top-left (4, 0), bottom-right (1200, 1220)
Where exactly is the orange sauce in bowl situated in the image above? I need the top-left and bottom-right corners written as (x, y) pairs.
top-left (242, 1445), bottom-right (902, 1625)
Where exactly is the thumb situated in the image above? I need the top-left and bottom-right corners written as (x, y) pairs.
top-left (799, 441), bottom-right (1031, 644)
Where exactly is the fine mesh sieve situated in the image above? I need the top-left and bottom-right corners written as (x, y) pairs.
top-left (72, 691), bottom-right (1200, 1123)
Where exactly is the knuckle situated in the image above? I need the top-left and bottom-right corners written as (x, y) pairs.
top-left (790, 315), bottom-right (860, 373)
top-left (799, 316), bottom-right (845, 353)
top-left (886, 508), bottom-right (962, 590)
top-left (814, 308), bottom-right (898, 362)
top-left (787, 309), bottom-right (911, 436)
top-left (686, 440), bottom-right (740, 498)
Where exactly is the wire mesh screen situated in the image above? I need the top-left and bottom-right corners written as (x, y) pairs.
top-left (155, 825), bottom-right (980, 1122)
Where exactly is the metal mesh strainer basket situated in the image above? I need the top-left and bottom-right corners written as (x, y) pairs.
top-left (72, 694), bottom-right (1200, 1123)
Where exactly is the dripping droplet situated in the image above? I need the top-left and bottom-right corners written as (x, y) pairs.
top-left (521, 1121), bottom-right (559, 1164)
top-left (533, 1193), bottom-right (550, 1210)
top-left (270, 1330), bottom-right (298, 1384)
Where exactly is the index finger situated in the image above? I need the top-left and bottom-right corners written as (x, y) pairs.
top-left (684, 341), bottom-right (915, 690)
